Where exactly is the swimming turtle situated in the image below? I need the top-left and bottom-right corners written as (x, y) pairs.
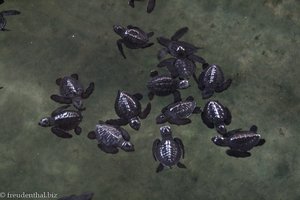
top-left (152, 126), bottom-right (186, 173)
top-left (88, 121), bottom-right (134, 154)
top-left (201, 100), bottom-right (232, 134)
top-left (157, 27), bottom-right (206, 62)
top-left (58, 192), bottom-right (94, 200)
top-left (156, 96), bottom-right (201, 125)
top-left (0, 7), bottom-right (20, 31)
top-left (106, 90), bottom-right (151, 130)
top-left (50, 73), bottom-right (94, 111)
top-left (113, 25), bottom-right (154, 59)
top-left (38, 105), bottom-right (82, 138)
top-left (193, 64), bottom-right (232, 99)
top-left (147, 70), bottom-right (189, 102)
top-left (128, 0), bottom-right (156, 13)
top-left (212, 125), bottom-right (266, 158)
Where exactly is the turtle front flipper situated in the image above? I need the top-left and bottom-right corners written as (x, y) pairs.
top-left (174, 138), bottom-right (185, 159)
top-left (147, 31), bottom-right (154, 37)
top-left (157, 37), bottom-right (172, 47)
top-left (226, 149), bottom-right (251, 158)
top-left (250, 125), bottom-right (258, 132)
top-left (177, 162), bottom-right (187, 169)
top-left (105, 118), bottom-right (128, 126)
top-left (51, 127), bottom-right (72, 138)
top-left (82, 82), bottom-right (95, 99)
top-left (193, 106), bottom-right (202, 114)
top-left (169, 118), bottom-right (191, 125)
top-left (117, 39), bottom-right (126, 59)
top-left (224, 107), bottom-right (232, 125)
top-left (215, 79), bottom-right (232, 93)
top-left (173, 90), bottom-right (182, 103)
top-left (0, 10), bottom-right (21, 16)
top-left (171, 27), bottom-right (189, 41)
top-left (50, 95), bottom-right (72, 104)
top-left (139, 102), bottom-right (151, 119)
top-left (98, 144), bottom-right (119, 154)
top-left (147, 0), bottom-right (156, 13)
top-left (157, 58), bottom-right (176, 68)
top-left (133, 93), bottom-right (143, 101)
top-left (51, 105), bottom-right (70, 116)
top-left (150, 70), bottom-right (159, 77)
top-left (142, 42), bottom-right (154, 48)
top-left (156, 163), bottom-right (164, 173)
top-left (188, 54), bottom-right (206, 64)
top-left (152, 139), bottom-right (161, 161)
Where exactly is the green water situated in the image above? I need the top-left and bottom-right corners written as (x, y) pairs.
top-left (0, 0), bottom-right (299, 199)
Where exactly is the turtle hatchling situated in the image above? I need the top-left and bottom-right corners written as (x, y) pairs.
top-left (152, 126), bottom-right (186, 173)
top-left (0, 2), bottom-right (20, 31)
top-left (50, 73), bottom-right (94, 111)
top-left (147, 70), bottom-right (189, 102)
top-left (202, 100), bottom-right (232, 134)
top-left (113, 25), bottom-right (154, 59)
top-left (58, 192), bottom-right (94, 200)
top-left (106, 90), bottom-right (151, 131)
top-left (194, 64), bottom-right (232, 99)
top-left (212, 125), bottom-right (266, 158)
top-left (128, 0), bottom-right (156, 13)
top-left (156, 96), bottom-right (201, 125)
top-left (38, 105), bottom-right (83, 138)
top-left (88, 121), bottom-right (134, 154)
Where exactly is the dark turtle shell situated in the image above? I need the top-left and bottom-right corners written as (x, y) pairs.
top-left (155, 138), bottom-right (181, 166)
top-left (164, 100), bottom-right (196, 119)
top-left (53, 110), bottom-right (82, 131)
top-left (227, 132), bottom-right (261, 152)
top-left (94, 123), bottom-right (124, 147)
top-left (147, 75), bottom-right (177, 96)
top-left (115, 91), bottom-right (141, 120)
top-left (124, 28), bottom-right (149, 45)
top-left (174, 58), bottom-right (196, 79)
top-left (59, 76), bottom-right (84, 98)
top-left (203, 100), bottom-right (226, 123)
top-left (202, 64), bottom-right (225, 88)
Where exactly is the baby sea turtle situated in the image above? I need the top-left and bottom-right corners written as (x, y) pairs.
top-left (201, 100), bottom-right (232, 135)
top-left (88, 121), bottom-right (134, 154)
top-left (152, 126), bottom-right (186, 173)
top-left (113, 25), bottom-right (154, 59)
top-left (128, 0), bottom-right (156, 13)
top-left (58, 192), bottom-right (94, 200)
top-left (157, 27), bottom-right (206, 62)
top-left (212, 125), bottom-right (266, 158)
top-left (193, 64), bottom-right (232, 99)
top-left (38, 105), bottom-right (82, 138)
top-left (0, 6), bottom-right (20, 31)
top-left (156, 96), bottom-right (201, 125)
top-left (50, 73), bottom-right (94, 111)
top-left (147, 70), bottom-right (189, 102)
top-left (106, 90), bottom-right (151, 131)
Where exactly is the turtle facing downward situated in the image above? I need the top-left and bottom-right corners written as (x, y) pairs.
top-left (147, 70), bottom-right (189, 102)
top-left (156, 96), bottom-right (201, 125)
top-left (152, 126), bottom-right (186, 173)
top-left (194, 64), bottom-right (232, 99)
top-left (212, 125), bottom-right (266, 158)
top-left (0, 8), bottom-right (20, 31)
top-left (88, 121), bottom-right (134, 154)
top-left (128, 0), bottom-right (156, 13)
top-left (38, 105), bottom-right (82, 138)
top-left (201, 100), bottom-right (232, 134)
top-left (106, 90), bottom-right (151, 131)
top-left (113, 25), bottom-right (154, 59)
top-left (51, 74), bottom-right (94, 111)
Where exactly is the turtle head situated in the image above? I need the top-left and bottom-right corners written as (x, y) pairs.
top-left (211, 135), bottom-right (227, 146)
top-left (178, 79), bottom-right (190, 89)
top-left (156, 114), bottom-right (168, 124)
top-left (216, 123), bottom-right (227, 135)
top-left (38, 117), bottom-right (54, 127)
top-left (160, 125), bottom-right (172, 137)
top-left (121, 141), bottom-right (135, 152)
top-left (113, 25), bottom-right (126, 37)
top-left (72, 97), bottom-right (84, 111)
top-left (175, 45), bottom-right (187, 58)
top-left (129, 117), bottom-right (141, 131)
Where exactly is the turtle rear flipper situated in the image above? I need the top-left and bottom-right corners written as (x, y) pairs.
top-left (177, 162), bottom-right (187, 169)
top-left (51, 95), bottom-right (72, 104)
top-left (226, 149), bottom-right (251, 158)
top-left (139, 102), bottom-right (151, 119)
top-left (156, 163), bottom-right (164, 173)
top-left (51, 127), bottom-right (72, 138)
top-left (147, 0), bottom-right (156, 13)
top-left (215, 79), bottom-right (232, 93)
top-left (98, 144), bottom-right (119, 154)
top-left (171, 27), bottom-right (189, 41)
top-left (87, 131), bottom-right (96, 140)
top-left (256, 139), bottom-right (266, 147)
top-left (147, 31), bottom-right (154, 37)
top-left (74, 126), bottom-right (81, 135)
top-left (174, 138), bottom-right (185, 159)
top-left (82, 82), bottom-right (94, 99)
top-left (1, 10), bottom-right (20, 16)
